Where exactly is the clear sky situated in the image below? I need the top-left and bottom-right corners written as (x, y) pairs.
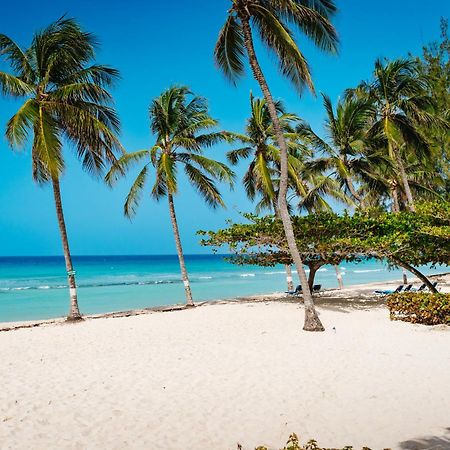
top-left (0, 0), bottom-right (448, 256)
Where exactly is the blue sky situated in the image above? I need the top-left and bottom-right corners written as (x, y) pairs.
top-left (0, 0), bottom-right (448, 256)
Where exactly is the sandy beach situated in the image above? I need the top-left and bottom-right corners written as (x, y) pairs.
top-left (1, 279), bottom-right (450, 450)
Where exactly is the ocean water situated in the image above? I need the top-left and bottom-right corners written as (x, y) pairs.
top-left (0, 255), bottom-right (447, 323)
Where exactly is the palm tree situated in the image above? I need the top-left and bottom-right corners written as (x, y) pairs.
top-left (0, 18), bottom-right (122, 321)
top-left (215, 0), bottom-right (338, 331)
top-left (227, 94), bottom-right (304, 291)
top-left (106, 86), bottom-right (234, 306)
top-left (349, 58), bottom-right (438, 212)
top-left (297, 94), bottom-right (376, 204)
top-left (227, 94), bottom-right (304, 210)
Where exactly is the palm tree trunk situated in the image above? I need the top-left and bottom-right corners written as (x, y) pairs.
top-left (334, 264), bottom-right (344, 289)
top-left (240, 14), bottom-right (324, 331)
top-left (391, 144), bottom-right (415, 212)
top-left (272, 200), bottom-right (294, 291)
top-left (391, 182), bottom-right (400, 213)
top-left (391, 183), bottom-right (408, 284)
top-left (402, 269), bottom-right (408, 285)
top-left (345, 176), bottom-right (361, 203)
top-left (51, 177), bottom-right (82, 321)
top-left (168, 193), bottom-right (194, 307)
top-left (285, 264), bottom-right (294, 291)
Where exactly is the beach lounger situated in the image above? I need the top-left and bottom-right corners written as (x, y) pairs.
top-left (286, 284), bottom-right (323, 296)
top-left (412, 283), bottom-right (426, 292)
top-left (403, 284), bottom-right (413, 292)
top-left (425, 281), bottom-right (438, 291)
top-left (285, 285), bottom-right (302, 296)
top-left (374, 285), bottom-right (404, 296)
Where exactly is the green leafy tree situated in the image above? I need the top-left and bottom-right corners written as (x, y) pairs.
top-left (106, 86), bottom-right (234, 306)
top-left (414, 17), bottom-right (450, 196)
top-left (215, 0), bottom-right (338, 331)
top-left (0, 18), bottom-right (122, 320)
top-left (200, 202), bottom-right (450, 293)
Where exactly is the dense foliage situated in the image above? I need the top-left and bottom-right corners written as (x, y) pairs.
top-left (199, 202), bottom-right (450, 290)
top-left (387, 292), bottom-right (450, 325)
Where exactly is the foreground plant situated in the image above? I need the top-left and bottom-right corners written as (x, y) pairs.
top-left (0, 18), bottom-right (122, 320)
top-left (387, 292), bottom-right (450, 325)
top-left (215, 0), bottom-right (339, 331)
top-left (106, 86), bottom-right (234, 306)
top-left (238, 432), bottom-right (392, 450)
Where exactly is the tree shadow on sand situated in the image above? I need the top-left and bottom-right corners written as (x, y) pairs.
top-left (399, 428), bottom-right (450, 449)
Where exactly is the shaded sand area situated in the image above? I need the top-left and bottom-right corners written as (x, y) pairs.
top-left (1, 289), bottom-right (450, 449)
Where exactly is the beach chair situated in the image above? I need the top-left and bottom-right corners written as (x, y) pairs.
top-left (313, 284), bottom-right (322, 294)
top-left (403, 284), bottom-right (413, 292)
top-left (412, 283), bottom-right (426, 292)
top-left (285, 285), bottom-right (302, 296)
top-left (374, 285), bottom-right (403, 296)
top-left (425, 281), bottom-right (438, 291)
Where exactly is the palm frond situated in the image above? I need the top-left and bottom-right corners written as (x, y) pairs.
top-left (124, 165), bottom-right (149, 218)
top-left (214, 14), bottom-right (246, 84)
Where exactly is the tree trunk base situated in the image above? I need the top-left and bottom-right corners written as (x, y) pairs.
top-left (66, 314), bottom-right (83, 322)
top-left (303, 306), bottom-right (325, 332)
top-left (185, 303), bottom-right (196, 309)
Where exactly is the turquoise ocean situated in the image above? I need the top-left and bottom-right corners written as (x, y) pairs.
top-left (0, 255), bottom-right (447, 323)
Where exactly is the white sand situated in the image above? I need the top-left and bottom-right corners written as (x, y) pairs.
top-left (1, 302), bottom-right (449, 450)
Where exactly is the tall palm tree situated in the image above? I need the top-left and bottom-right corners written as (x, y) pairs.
top-left (106, 86), bottom-right (234, 306)
top-left (0, 18), bottom-right (122, 320)
top-left (349, 58), bottom-right (437, 212)
top-left (227, 94), bottom-right (304, 291)
top-left (227, 94), bottom-right (303, 211)
top-left (297, 94), bottom-right (376, 204)
top-left (215, 0), bottom-right (338, 331)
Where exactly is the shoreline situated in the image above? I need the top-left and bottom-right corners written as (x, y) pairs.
top-left (1, 272), bottom-right (448, 332)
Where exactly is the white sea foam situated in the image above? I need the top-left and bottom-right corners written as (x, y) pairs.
top-left (240, 273), bottom-right (255, 277)
top-left (354, 269), bottom-right (383, 273)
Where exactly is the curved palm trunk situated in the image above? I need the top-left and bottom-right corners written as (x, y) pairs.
top-left (51, 177), bottom-right (82, 321)
top-left (334, 264), bottom-right (344, 290)
top-left (345, 176), bottom-right (361, 204)
top-left (168, 193), bottom-right (194, 307)
top-left (390, 142), bottom-right (415, 212)
top-left (240, 14), bottom-right (323, 331)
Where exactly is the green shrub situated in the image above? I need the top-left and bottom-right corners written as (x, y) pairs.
top-left (387, 292), bottom-right (450, 325)
top-left (237, 433), bottom-right (391, 450)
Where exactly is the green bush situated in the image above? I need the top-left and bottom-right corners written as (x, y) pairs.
top-left (387, 292), bottom-right (450, 325)
top-left (238, 433), bottom-right (391, 450)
